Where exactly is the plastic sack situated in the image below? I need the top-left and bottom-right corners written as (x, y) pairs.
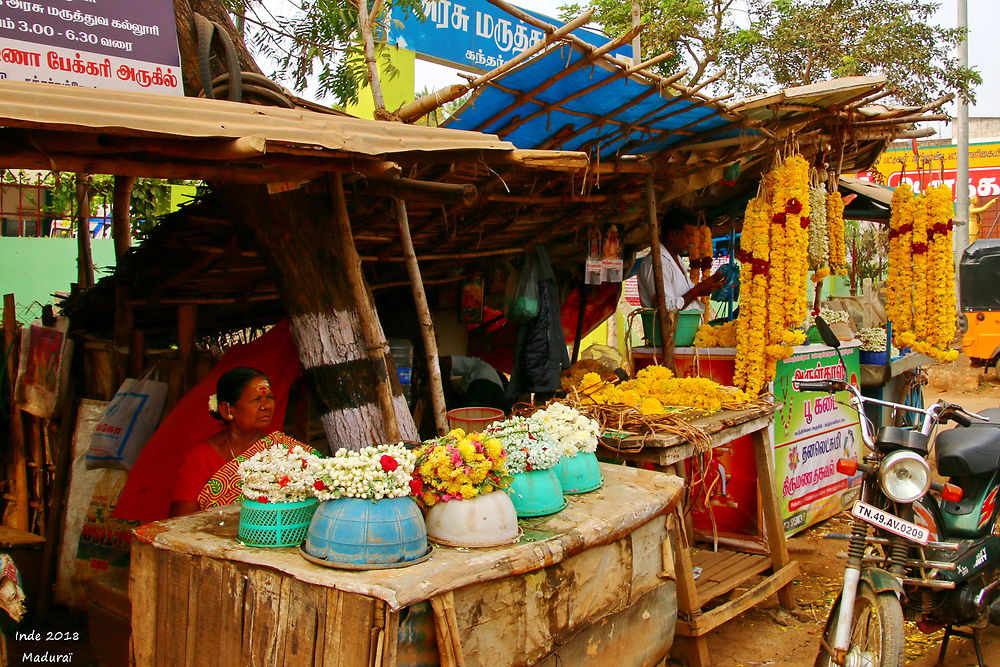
top-left (85, 369), bottom-right (167, 471)
top-left (507, 254), bottom-right (541, 324)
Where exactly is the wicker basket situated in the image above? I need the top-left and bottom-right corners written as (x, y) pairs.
top-left (237, 497), bottom-right (319, 547)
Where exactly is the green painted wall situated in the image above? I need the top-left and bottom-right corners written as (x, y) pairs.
top-left (1, 238), bottom-right (117, 322)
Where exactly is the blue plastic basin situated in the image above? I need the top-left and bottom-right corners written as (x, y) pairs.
top-left (507, 469), bottom-right (566, 517)
top-left (552, 452), bottom-right (603, 494)
top-left (304, 496), bottom-right (427, 566)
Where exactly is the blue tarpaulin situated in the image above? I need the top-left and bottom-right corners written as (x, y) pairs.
top-left (445, 43), bottom-right (753, 159)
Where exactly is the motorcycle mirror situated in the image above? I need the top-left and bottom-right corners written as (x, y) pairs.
top-left (815, 316), bottom-right (840, 349)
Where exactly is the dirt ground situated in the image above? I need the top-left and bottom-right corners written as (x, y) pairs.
top-left (676, 360), bottom-right (1000, 667)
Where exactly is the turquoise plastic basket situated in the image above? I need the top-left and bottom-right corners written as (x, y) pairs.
top-left (238, 497), bottom-right (319, 547)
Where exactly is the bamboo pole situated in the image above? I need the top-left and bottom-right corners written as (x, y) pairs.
top-left (394, 198), bottom-right (448, 436)
top-left (330, 174), bottom-right (401, 442)
top-left (2, 293), bottom-right (28, 530)
top-left (645, 175), bottom-right (675, 371)
top-left (75, 174), bottom-right (94, 289)
top-left (178, 305), bottom-right (197, 392)
top-left (112, 176), bottom-right (135, 261)
top-left (571, 284), bottom-right (589, 363)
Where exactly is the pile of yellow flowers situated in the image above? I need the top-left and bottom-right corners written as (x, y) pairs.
top-left (693, 320), bottom-right (737, 348)
top-left (889, 184), bottom-right (958, 361)
top-left (412, 429), bottom-right (513, 506)
top-left (577, 365), bottom-right (750, 414)
top-left (827, 191), bottom-right (848, 275)
top-left (733, 154), bottom-right (810, 395)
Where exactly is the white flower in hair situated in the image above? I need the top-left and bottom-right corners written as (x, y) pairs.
top-left (208, 394), bottom-right (219, 412)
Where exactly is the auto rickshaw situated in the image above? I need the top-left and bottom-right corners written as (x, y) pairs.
top-left (960, 238), bottom-right (1000, 375)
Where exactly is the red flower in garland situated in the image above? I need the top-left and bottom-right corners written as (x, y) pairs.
top-left (911, 242), bottom-right (929, 255)
top-left (785, 198), bottom-right (803, 214)
top-left (314, 480), bottom-right (326, 491)
top-left (800, 216), bottom-right (811, 229)
top-left (257, 496), bottom-right (269, 503)
top-left (408, 478), bottom-right (423, 495)
top-left (380, 455), bottom-right (399, 472)
top-left (772, 212), bottom-right (787, 226)
top-left (278, 475), bottom-right (290, 488)
top-left (737, 249), bottom-right (752, 263)
top-left (751, 258), bottom-right (771, 276)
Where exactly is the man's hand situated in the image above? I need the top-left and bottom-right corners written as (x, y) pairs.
top-left (695, 272), bottom-right (727, 296)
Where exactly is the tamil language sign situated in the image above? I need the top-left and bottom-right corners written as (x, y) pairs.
top-left (860, 141), bottom-right (1000, 200)
top-left (0, 0), bottom-right (182, 94)
top-left (386, 0), bottom-right (628, 73)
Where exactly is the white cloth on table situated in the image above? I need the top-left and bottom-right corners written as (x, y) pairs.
top-left (636, 243), bottom-right (703, 312)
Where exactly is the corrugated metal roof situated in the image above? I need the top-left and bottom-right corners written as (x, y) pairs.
top-left (0, 80), bottom-right (515, 157)
top-left (731, 76), bottom-right (886, 121)
top-left (444, 43), bottom-right (750, 158)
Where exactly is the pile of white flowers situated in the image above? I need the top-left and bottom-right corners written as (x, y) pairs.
top-left (857, 327), bottom-right (888, 353)
top-left (807, 186), bottom-right (829, 270)
top-left (313, 443), bottom-right (416, 502)
top-left (805, 308), bottom-right (850, 329)
top-left (528, 402), bottom-right (601, 457)
top-left (238, 443), bottom-right (324, 503)
top-left (486, 416), bottom-right (562, 474)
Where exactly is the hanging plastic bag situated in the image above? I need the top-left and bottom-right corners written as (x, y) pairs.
top-left (507, 253), bottom-right (541, 324)
top-left (85, 367), bottom-right (168, 471)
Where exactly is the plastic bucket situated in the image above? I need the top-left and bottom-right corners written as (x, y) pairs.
top-left (388, 339), bottom-right (414, 403)
top-left (506, 469), bottom-right (566, 517)
top-left (238, 497), bottom-right (319, 548)
top-left (446, 407), bottom-right (504, 432)
top-left (640, 310), bottom-right (702, 347)
top-left (552, 452), bottom-right (603, 494)
top-left (859, 350), bottom-right (889, 366)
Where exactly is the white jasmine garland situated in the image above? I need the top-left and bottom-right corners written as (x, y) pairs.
top-left (805, 308), bottom-right (850, 329)
top-left (238, 444), bottom-right (324, 503)
top-left (807, 186), bottom-right (829, 270)
top-left (313, 443), bottom-right (416, 502)
top-left (485, 416), bottom-right (562, 474)
top-left (528, 402), bottom-right (600, 457)
top-left (858, 327), bottom-right (889, 352)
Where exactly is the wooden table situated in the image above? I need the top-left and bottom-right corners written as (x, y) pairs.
top-left (600, 404), bottom-right (799, 667)
top-left (130, 465), bottom-right (684, 667)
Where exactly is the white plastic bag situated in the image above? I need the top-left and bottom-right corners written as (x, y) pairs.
top-left (85, 368), bottom-right (167, 471)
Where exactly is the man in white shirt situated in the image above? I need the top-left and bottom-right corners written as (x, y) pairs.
top-left (637, 209), bottom-right (725, 312)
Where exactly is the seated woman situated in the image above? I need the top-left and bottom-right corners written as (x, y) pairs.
top-left (169, 366), bottom-right (292, 517)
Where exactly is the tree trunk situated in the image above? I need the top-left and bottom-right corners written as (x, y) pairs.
top-left (112, 175), bottom-right (134, 260)
top-left (173, 0), bottom-right (262, 97)
top-left (221, 183), bottom-right (418, 448)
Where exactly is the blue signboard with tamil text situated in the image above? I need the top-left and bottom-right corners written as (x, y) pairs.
top-left (386, 0), bottom-right (630, 73)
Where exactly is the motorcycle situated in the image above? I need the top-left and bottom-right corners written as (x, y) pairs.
top-left (801, 317), bottom-right (1000, 667)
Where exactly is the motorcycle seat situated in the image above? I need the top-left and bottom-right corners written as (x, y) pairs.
top-left (936, 423), bottom-right (1000, 477)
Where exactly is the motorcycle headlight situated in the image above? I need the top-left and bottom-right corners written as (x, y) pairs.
top-left (878, 450), bottom-right (930, 503)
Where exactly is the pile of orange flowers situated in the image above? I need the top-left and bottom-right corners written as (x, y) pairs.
top-left (577, 365), bottom-right (750, 414)
top-left (888, 184), bottom-right (958, 361)
top-left (733, 154), bottom-right (810, 395)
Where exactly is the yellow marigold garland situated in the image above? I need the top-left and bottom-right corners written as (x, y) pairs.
top-left (733, 195), bottom-right (770, 395)
top-left (885, 183), bottom-right (915, 341)
top-left (827, 192), bottom-right (847, 275)
top-left (689, 224), bottom-right (714, 283)
top-left (896, 184), bottom-right (957, 361)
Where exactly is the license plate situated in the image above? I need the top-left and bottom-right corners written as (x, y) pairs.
top-left (851, 500), bottom-right (930, 545)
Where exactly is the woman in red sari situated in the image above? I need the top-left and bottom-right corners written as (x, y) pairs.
top-left (170, 366), bottom-right (285, 517)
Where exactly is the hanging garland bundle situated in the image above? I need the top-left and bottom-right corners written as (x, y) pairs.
top-left (895, 184), bottom-right (958, 361)
top-left (734, 154), bottom-right (811, 396)
top-left (807, 185), bottom-right (830, 281)
top-left (827, 191), bottom-right (847, 275)
top-left (688, 224), bottom-right (715, 306)
top-left (885, 183), bottom-right (915, 338)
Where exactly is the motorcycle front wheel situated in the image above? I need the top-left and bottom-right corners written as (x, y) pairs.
top-left (815, 581), bottom-right (905, 667)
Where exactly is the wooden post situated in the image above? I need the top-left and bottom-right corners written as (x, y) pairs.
top-left (112, 175), bottom-right (135, 261)
top-left (751, 427), bottom-right (796, 609)
top-left (645, 175), bottom-right (675, 370)
top-left (331, 175), bottom-right (400, 442)
top-left (630, 0), bottom-right (642, 62)
top-left (24, 416), bottom-right (45, 535)
top-left (394, 198), bottom-right (448, 436)
top-left (129, 328), bottom-right (146, 378)
top-left (75, 174), bottom-right (94, 289)
top-left (178, 305), bottom-right (197, 392)
top-left (2, 294), bottom-right (28, 530)
top-left (571, 283), bottom-right (589, 363)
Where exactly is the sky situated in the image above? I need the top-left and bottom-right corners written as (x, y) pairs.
top-left (263, 0), bottom-right (1000, 122)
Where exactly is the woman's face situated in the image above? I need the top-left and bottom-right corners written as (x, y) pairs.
top-left (223, 377), bottom-right (275, 431)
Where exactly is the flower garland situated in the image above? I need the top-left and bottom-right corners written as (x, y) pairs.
top-left (805, 308), bottom-right (849, 329)
top-left (312, 443), bottom-right (416, 502)
top-left (693, 320), bottom-right (737, 348)
top-left (733, 154), bottom-right (811, 396)
top-left (896, 184), bottom-right (957, 361)
top-left (807, 185), bottom-right (830, 281)
top-left (578, 365), bottom-right (750, 414)
top-left (485, 416), bottom-right (562, 474)
top-left (238, 442), bottom-right (324, 503)
top-left (885, 183), bottom-right (915, 338)
top-left (412, 429), bottom-right (511, 506)
top-left (528, 402), bottom-right (601, 457)
top-left (689, 224), bottom-right (714, 287)
top-left (857, 327), bottom-right (888, 353)
top-left (826, 191), bottom-right (847, 275)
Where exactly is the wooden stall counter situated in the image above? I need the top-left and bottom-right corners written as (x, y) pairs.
top-left (129, 465), bottom-right (683, 667)
top-left (600, 404), bottom-right (799, 667)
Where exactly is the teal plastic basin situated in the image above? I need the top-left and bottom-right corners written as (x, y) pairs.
top-left (552, 452), bottom-right (603, 494)
top-left (507, 469), bottom-right (566, 517)
top-left (641, 310), bottom-right (702, 347)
